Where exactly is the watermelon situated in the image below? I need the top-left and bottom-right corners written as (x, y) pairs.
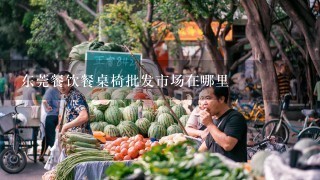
top-left (157, 105), bottom-right (172, 115)
top-left (92, 109), bottom-right (105, 122)
top-left (157, 113), bottom-right (175, 129)
top-left (97, 91), bottom-right (111, 100)
top-left (172, 104), bottom-right (187, 119)
top-left (92, 100), bottom-right (110, 112)
top-left (167, 124), bottom-right (183, 135)
top-left (104, 125), bottom-right (120, 137)
top-left (109, 100), bottom-right (125, 108)
top-left (111, 88), bottom-right (131, 100)
top-left (104, 106), bottom-right (123, 125)
top-left (148, 124), bottom-right (167, 139)
top-left (99, 122), bottom-right (109, 129)
top-left (90, 122), bottom-right (101, 131)
top-left (142, 110), bottom-right (155, 122)
top-left (117, 121), bottom-right (139, 137)
top-left (122, 106), bottom-right (138, 122)
top-left (179, 115), bottom-right (190, 127)
top-left (135, 118), bottom-right (151, 136)
top-left (106, 87), bottom-right (117, 94)
top-left (149, 122), bottom-right (161, 130)
top-left (156, 99), bottom-right (167, 107)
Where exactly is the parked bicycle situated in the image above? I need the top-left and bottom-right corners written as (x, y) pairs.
top-left (0, 103), bottom-right (27, 174)
top-left (232, 99), bottom-right (265, 142)
top-left (262, 94), bottom-right (320, 143)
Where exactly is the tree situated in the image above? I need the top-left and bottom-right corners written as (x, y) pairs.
top-left (240, 0), bottom-right (279, 122)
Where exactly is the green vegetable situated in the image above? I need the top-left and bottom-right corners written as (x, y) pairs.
top-left (56, 151), bottom-right (113, 180)
top-left (106, 142), bottom-right (247, 179)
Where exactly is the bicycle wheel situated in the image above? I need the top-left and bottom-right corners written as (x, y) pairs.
top-left (0, 148), bottom-right (27, 174)
top-left (261, 120), bottom-right (290, 144)
top-left (298, 127), bottom-right (320, 142)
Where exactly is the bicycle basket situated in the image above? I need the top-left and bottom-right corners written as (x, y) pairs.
top-left (0, 113), bottom-right (15, 135)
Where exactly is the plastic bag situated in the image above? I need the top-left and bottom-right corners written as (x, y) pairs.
top-left (44, 129), bottom-right (61, 170)
top-left (40, 102), bottom-right (47, 139)
top-left (264, 153), bottom-right (320, 180)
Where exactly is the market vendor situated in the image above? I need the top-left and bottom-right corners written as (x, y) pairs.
top-left (198, 84), bottom-right (247, 162)
top-left (57, 71), bottom-right (92, 134)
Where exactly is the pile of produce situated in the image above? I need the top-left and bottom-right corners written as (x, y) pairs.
top-left (103, 134), bottom-right (159, 161)
top-left (106, 142), bottom-right (247, 179)
top-left (86, 87), bottom-right (190, 141)
top-left (55, 150), bottom-right (113, 180)
top-left (61, 132), bottom-right (101, 155)
top-left (159, 133), bottom-right (187, 146)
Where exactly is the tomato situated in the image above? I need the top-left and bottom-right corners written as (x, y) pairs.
top-left (120, 148), bottom-right (128, 156)
top-left (123, 155), bottom-right (131, 160)
top-left (114, 153), bottom-right (124, 161)
top-left (139, 149), bottom-right (145, 155)
top-left (134, 141), bottom-right (145, 150)
top-left (104, 144), bottom-right (112, 150)
top-left (110, 146), bottom-right (116, 151)
top-left (151, 141), bottom-right (159, 147)
top-left (128, 147), bottom-right (139, 159)
top-left (145, 141), bottom-right (151, 147)
top-left (115, 146), bottom-right (121, 153)
top-left (120, 143), bottom-right (129, 149)
top-left (112, 139), bottom-right (121, 146)
top-left (120, 141), bottom-right (127, 146)
top-left (122, 136), bottom-right (129, 141)
top-left (129, 141), bottom-right (135, 148)
top-left (134, 134), bottom-right (144, 142)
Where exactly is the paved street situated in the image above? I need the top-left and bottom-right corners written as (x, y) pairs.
top-left (0, 159), bottom-right (47, 180)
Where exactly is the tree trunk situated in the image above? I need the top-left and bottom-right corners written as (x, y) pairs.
top-left (279, 0), bottom-right (320, 76)
top-left (241, 0), bottom-right (279, 123)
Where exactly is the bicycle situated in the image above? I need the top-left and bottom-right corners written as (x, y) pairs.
top-left (261, 94), bottom-right (320, 144)
top-left (0, 103), bottom-right (27, 174)
top-left (232, 99), bottom-right (265, 142)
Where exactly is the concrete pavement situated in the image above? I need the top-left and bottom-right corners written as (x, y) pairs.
top-left (0, 159), bottom-right (47, 180)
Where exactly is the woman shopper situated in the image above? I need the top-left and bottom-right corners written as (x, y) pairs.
top-left (39, 74), bottom-right (60, 162)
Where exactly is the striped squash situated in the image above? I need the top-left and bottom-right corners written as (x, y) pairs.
top-left (142, 110), bottom-right (155, 122)
top-left (157, 113), bottom-right (175, 129)
top-left (104, 106), bottom-right (123, 126)
top-left (179, 115), bottom-right (190, 127)
top-left (117, 121), bottom-right (139, 137)
top-left (122, 106), bottom-right (138, 122)
top-left (172, 104), bottom-right (187, 119)
top-left (167, 124), bottom-right (183, 135)
top-left (148, 124), bottom-right (167, 139)
top-left (109, 100), bottom-right (125, 108)
top-left (104, 125), bottom-right (120, 137)
top-left (135, 118), bottom-right (151, 137)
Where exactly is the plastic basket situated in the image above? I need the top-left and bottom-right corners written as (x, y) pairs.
top-left (0, 113), bottom-right (14, 135)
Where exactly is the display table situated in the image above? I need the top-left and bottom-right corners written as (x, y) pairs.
top-left (74, 160), bottom-right (133, 180)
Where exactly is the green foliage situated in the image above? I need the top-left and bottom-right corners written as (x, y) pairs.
top-left (27, 0), bottom-right (96, 60)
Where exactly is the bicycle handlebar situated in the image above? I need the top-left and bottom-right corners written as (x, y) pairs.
top-left (14, 103), bottom-right (24, 114)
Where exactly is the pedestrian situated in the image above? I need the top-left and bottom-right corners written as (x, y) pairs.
top-left (0, 72), bottom-right (7, 106)
top-left (277, 64), bottom-right (291, 110)
top-left (56, 71), bottom-right (91, 134)
top-left (39, 74), bottom-right (60, 162)
top-left (198, 83), bottom-right (247, 162)
top-left (20, 77), bottom-right (39, 106)
top-left (14, 71), bottom-right (25, 105)
top-left (314, 76), bottom-right (320, 110)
